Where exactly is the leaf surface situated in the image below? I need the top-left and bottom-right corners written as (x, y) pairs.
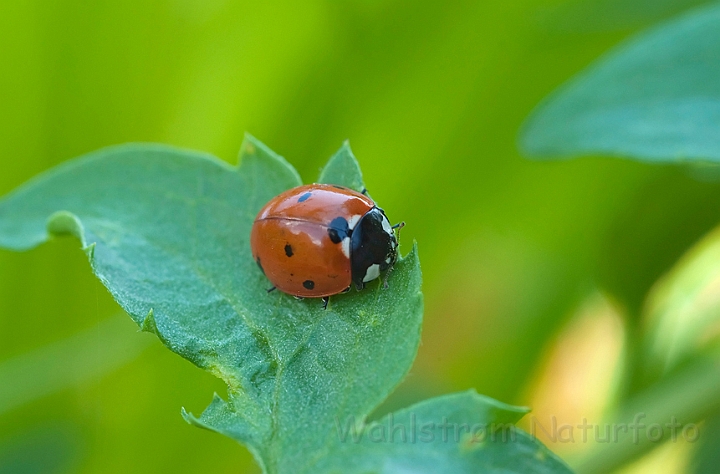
top-left (0, 136), bottom-right (569, 473)
top-left (520, 3), bottom-right (720, 162)
top-left (318, 390), bottom-right (566, 474)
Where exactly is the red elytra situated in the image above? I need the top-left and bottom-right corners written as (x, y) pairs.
top-left (250, 183), bottom-right (378, 298)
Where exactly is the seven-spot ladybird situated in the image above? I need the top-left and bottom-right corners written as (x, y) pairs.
top-left (250, 184), bottom-right (401, 307)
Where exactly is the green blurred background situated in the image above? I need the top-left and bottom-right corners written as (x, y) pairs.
top-left (2, 1), bottom-right (719, 472)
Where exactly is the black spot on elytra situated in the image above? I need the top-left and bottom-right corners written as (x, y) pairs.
top-left (256, 257), bottom-right (265, 275)
top-left (298, 192), bottom-right (312, 202)
top-left (328, 229), bottom-right (341, 243)
top-left (327, 216), bottom-right (350, 244)
top-left (284, 244), bottom-right (293, 257)
top-left (303, 280), bottom-right (315, 290)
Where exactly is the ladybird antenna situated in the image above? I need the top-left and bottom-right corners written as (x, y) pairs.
top-left (392, 221), bottom-right (405, 245)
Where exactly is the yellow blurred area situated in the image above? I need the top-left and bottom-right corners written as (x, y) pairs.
top-left (644, 224), bottom-right (720, 376)
top-left (614, 439), bottom-right (695, 474)
top-left (519, 292), bottom-right (625, 460)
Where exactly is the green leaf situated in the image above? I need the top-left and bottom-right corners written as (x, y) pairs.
top-left (692, 412), bottom-right (720, 474)
top-left (0, 136), bottom-right (568, 473)
top-left (316, 390), bottom-right (567, 474)
top-left (317, 141), bottom-right (366, 193)
top-left (519, 3), bottom-right (720, 162)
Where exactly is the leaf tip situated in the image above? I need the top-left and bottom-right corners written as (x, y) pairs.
top-left (83, 242), bottom-right (96, 259)
top-left (239, 133), bottom-right (282, 163)
top-left (318, 141), bottom-right (366, 193)
top-left (46, 210), bottom-right (85, 242)
top-left (181, 395), bottom-right (231, 433)
top-left (181, 407), bottom-right (203, 427)
top-left (516, 107), bottom-right (565, 161)
top-left (399, 240), bottom-right (420, 265)
top-left (241, 132), bottom-right (259, 157)
top-left (339, 139), bottom-right (353, 152)
top-left (467, 388), bottom-right (532, 421)
top-left (140, 308), bottom-right (160, 336)
top-left (238, 133), bottom-right (302, 187)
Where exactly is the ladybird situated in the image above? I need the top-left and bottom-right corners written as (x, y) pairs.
top-left (250, 184), bottom-right (401, 306)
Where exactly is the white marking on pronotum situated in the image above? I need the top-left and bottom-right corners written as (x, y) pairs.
top-left (363, 263), bottom-right (381, 282)
top-left (341, 237), bottom-right (351, 258)
top-left (347, 214), bottom-right (362, 230)
top-left (381, 215), bottom-right (393, 235)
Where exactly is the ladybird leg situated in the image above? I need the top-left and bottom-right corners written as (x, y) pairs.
top-left (340, 286), bottom-right (351, 294)
top-left (361, 187), bottom-right (368, 195)
top-left (355, 281), bottom-right (365, 291)
top-left (322, 296), bottom-right (330, 310)
top-left (382, 266), bottom-right (394, 289)
top-left (293, 295), bottom-right (304, 301)
top-left (266, 286), bottom-right (277, 293)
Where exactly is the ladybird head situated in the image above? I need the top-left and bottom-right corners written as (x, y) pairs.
top-left (349, 207), bottom-right (399, 289)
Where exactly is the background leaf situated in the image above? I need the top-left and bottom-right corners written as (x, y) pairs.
top-left (570, 352), bottom-right (720, 474)
top-left (692, 413), bottom-right (720, 473)
top-left (317, 390), bottom-right (568, 474)
top-left (0, 423), bottom-right (82, 474)
top-left (519, 2), bottom-right (720, 162)
top-left (643, 224), bottom-right (720, 378)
